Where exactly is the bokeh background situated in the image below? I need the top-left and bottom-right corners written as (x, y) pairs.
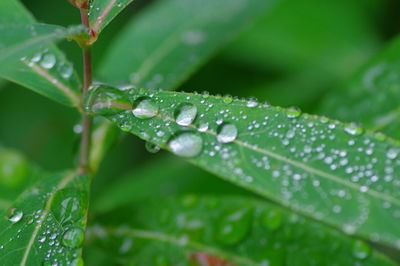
top-left (1, 0), bottom-right (400, 253)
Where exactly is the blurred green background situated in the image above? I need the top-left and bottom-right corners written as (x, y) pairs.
top-left (1, 0), bottom-right (399, 213)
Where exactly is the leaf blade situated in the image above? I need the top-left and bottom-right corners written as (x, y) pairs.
top-left (86, 86), bottom-right (400, 250)
top-left (89, 196), bottom-right (395, 265)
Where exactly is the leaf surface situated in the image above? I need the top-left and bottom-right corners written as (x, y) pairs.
top-left (86, 86), bottom-right (400, 250)
top-left (318, 37), bottom-right (400, 138)
top-left (0, 0), bottom-right (82, 107)
top-left (97, 0), bottom-right (277, 88)
top-left (0, 170), bottom-right (90, 265)
top-left (89, 196), bottom-right (394, 266)
top-left (89, 0), bottom-right (136, 34)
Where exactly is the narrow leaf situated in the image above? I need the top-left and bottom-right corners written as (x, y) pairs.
top-left (0, 170), bottom-right (90, 265)
top-left (318, 37), bottom-right (400, 138)
top-left (89, 0), bottom-right (135, 35)
top-left (86, 86), bottom-right (400, 250)
top-left (89, 196), bottom-right (394, 265)
top-left (0, 0), bottom-right (82, 107)
top-left (97, 0), bottom-right (277, 88)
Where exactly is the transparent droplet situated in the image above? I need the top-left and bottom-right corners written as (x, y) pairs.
top-left (58, 63), bottom-right (73, 79)
top-left (352, 240), bottom-right (371, 260)
top-left (216, 208), bottom-right (252, 245)
top-left (145, 142), bottom-right (161, 154)
top-left (217, 123), bottom-right (238, 143)
top-left (286, 107), bottom-right (301, 118)
top-left (86, 85), bottom-right (130, 115)
top-left (132, 97), bottom-right (159, 119)
top-left (246, 98), bottom-right (258, 108)
top-left (344, 124), bottom-right (363, 136)
top-left (8, 208), bottom-right (23, 223)
top-left (175, 104), bottom-right (197, 126)
top-left (223, 95), bottom-right (233, 104)
top-left (168, 133), bottom-right (203, 158)
top-left (261, 210), bottom-right (283, 230)
top-left (386, 148), bottom-right (398, 160)
top-left (40, 54), bottom-right (56, 69)
top-left (198, 121), bottom-right (209, 132)
top-left (62, 228), bottom-right (84, 248)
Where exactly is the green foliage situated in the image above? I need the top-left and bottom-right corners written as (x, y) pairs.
top-left (1, 0), bottom-right (400, 264)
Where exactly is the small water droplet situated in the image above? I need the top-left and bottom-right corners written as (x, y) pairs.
top-left (217, 123), bottom-right (238, 143)
top-left (198, 121), bottom-right (209, 132)
top-left (352, 240), bottom-right (371, 260)
top-left (58, 63), bottom-right (73, 79)
top-left (261, 210), bottom-right (283, 230)
top-left (145, 142), bottom-right (161, 153)
top-left (344, 124), bottom-right (364, 136)
top-left (175, 104), bottom-right (197, 126)
top-left (216, 208), bottom-right (252, 245)
top-left (40, 54), bottom-right (56, 69)
top-left (168, 133), bottom-right (203, 158)
top-left (223, 95), bottom-right (233, 104)
top-left (8, 208), bottom-right (23, 223)
top-left (132, 97), bottom-right (159, 119)
top-left (286, 107), bottom-right (301, 118)
top-left (246, 98), bottom-right (258, 108)
top-left (62, 228), bottom-right (84, 248)
top-left (386, 148), bottom-right (398, 160)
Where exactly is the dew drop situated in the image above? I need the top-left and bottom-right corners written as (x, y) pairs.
top-left (198, 121), bottom-right (209, 132)
top-left (8, 208), bottom-right (23, 223)
top-left (386, 148), bottom-right (398, 160)
top-left (40, 54), bottom-right (56, 69)
top-left (62, 228), bottom-right (84, 248)
top-left (145, 142), bottom-right (161, 154)
top-left (286, 107), bottom-right (301, 118)
top-left (352, 240), bottom-right (371, 260)
top-left (344, 124), bottom-right (364, 136)
top-left (175, 104), bottom-right (197, 126)
top-left (168, 133), bottom-right (203, 158)
top-left (223, 95), bottom-right (233, 104)
top-left (132, 97), bottom-right (159, 119)
top-left (58, 63), bottom-right (73, 79)
top-left (246, 98), bottom-right (258, 108)
top-left (261, 210), bottom-right (283, 231)
top-left (217, 123), bottom-right (238, 143)
top-left (216, 208), bottom-right (252, 245)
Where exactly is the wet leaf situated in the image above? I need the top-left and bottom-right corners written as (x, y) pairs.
top-left (88, 196), bottom-right (395, 266)
top-left (86, 86), bottom-right (400, 250)
top-left (0, 0), bottom-right (82, 107)
top-left (0, 170), bottom-right (90, 265)
top-left (97, 0), bottom-right (277, 88)
top-left (319, 37), bottom-right (400, 138)
top-left (89, 0), bottom-right (136, 35)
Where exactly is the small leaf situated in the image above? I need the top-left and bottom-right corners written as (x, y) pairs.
top-left (97, 0), bottom-right (277, 89)
top-left (86, 85), bottom-right (400, 250)
top-left (88, 196), bottom-right (395, 265)
top-left (0, 170), bottom-right (90, 265)
top-left (89, 0), bottom-right (136, 35)
top-left (318, 37), bottom-right (400, 138)
top-left (0, 0), bottom-right (82, 107)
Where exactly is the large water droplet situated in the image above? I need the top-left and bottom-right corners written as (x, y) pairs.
top-left (216, 208), bottom-right (252, 245)
top-left (344, 124), bottom-right (363, 136)
top-left (352, 240), bottom-right (371, 260)
top-left (86, 85), bottom-right (130, 115)
top-left (62, 227), bottom-right (84, 248)
top-left (145, 142), bottom-right (161, 154)
top-left (175, 104), bottom-right (197, 126)
top-left (51, 188), bottom-right (86, 225)
top-left (132, 97), bottom-right (159, 119)
top-left (8, 208), bottom-right (23, 223)
top-left (40, 54), bottom-right (56, 69)
top-left (217, 123), bottom-right (238, 143)
top-left (168, 133), bottom-right (203, 158)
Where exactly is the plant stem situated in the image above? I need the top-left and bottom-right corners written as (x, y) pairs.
top-left (78, 7), bottom-right (92, 174)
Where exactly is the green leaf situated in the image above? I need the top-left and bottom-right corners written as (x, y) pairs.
top-left (0, 147), bottom-right (43, 212)
top-left (318, 37), bottom-right (400, 138)
top-left (0, 170), bottom-right (90, 265)
top-left (97, 0), bottom-right (277, 89)
top-left (0, 0), bottom-right (82, 107)
top-left (92, 154), bottom-right (254, 214)
top-left (89, 0), bottom-right (136, 35)
top-left (86, 85), bottom-right (400, 250)
top-left (89, 196), bottom-right (394, 265)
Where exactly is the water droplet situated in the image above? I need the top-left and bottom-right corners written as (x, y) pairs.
top-left (198, 121), bottom-right (209, 132)
top-left (286, 107), bottom-right (301, 118)
top-left (352, 240), bottom-right (371, 260)
top-left (86, 85), bottom-right (130, 115)
top-left (168, 133), bottom-right (203, 158)
top-left (51, 188), bottom-right (86, 225)
top-left (386, 148), bottom-right (398, 160)
top-left (246, 98), bottom-right (258, 108)
top-left (217, 123), bottom-right (238, 143)
top-left (223, 95), bottom-right (233, 104)
top-left (145, 142), bottom-right (161, 154)
top-left (344, 124), bottom-right (364, 136)
top-left (62, 228), bottom-right (84, 248)
top-left (132, 97), bottom-right (159, 119)
top-left (261, 210), bottom-right (283, 230)
top-left (58, 63), bottom-right (73, 79)
top-left (8, 208), bottom-right (23, 223)
top-left (216, 208), bottom-right (252, 245)
top-left (175, 104), bottom-right (197, 126)
top-left (40, 54), bottom-right (56, 69)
